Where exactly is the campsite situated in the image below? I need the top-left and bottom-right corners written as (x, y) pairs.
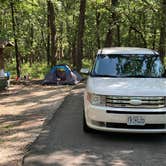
top-left (42, 64), bottom-right (82, 85)
top-left (0, 79), bottom-right (73, 165)
top-left (1, 0), bottom-right (166, 166)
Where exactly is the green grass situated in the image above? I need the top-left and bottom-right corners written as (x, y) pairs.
top-left (6, 62), bottom-right (50, 79)
top-left (0, 124), bottom-right (13, 130)
top-left (3, 125), bottom-right (13, 129)
top-left (0, 139), bottom-right (4, 144)
top-left (5, 59), bottom-right (93, 79)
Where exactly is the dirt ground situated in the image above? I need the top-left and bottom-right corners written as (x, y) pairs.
top-left (23, 86), bottom-right (166, 166)
top-left (0, 81), bottom-right (72, 166)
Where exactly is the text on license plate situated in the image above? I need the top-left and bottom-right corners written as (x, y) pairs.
top-left (127, 116), bottom-right (145, 126)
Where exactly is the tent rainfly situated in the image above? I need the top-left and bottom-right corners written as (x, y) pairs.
top-left (42, 64), bottom-right (82, 85)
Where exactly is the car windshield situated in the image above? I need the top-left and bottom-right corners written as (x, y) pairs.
top-left (91, 54), bottom-right (165, 78)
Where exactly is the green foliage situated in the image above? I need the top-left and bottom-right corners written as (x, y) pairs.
top-left (21, 63), bottom-right (50, 79)
top-left (82, 59), bottom-right (93, 70)
top-left (0, 0), bottom-right (166, 75)
top-left (6, 62), bottom-right (50, 79)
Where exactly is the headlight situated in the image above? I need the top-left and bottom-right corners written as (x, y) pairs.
top-left (87, 93), bottom-right (106, 106)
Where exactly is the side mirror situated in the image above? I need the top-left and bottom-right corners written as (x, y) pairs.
top-left (80, 68), bottom-right (89, 75)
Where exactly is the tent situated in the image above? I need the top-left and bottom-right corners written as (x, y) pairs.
top-left (42, 64), bottom-right (82, 85)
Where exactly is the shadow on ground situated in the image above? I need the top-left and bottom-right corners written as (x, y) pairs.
top-left (23, 86), bottom-right (166, 166)
top-left (0, 82), bottom-right (72, 166)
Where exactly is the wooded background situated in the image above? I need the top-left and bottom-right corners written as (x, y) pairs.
top-left (0, 0), bottom-right (166, 78)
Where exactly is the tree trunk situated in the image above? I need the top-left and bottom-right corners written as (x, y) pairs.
top-left (152, 23), bottom-right (156, 50)
top-left (116, 24), bottom-right (120, 46)
top-left (47, 0), bottom-right (51, 66)
top-left (159, 0), bottom-right (166, 56)
top-left (48, 0), bottom-right (57, 67)
top-left (95, 8), bottom-right (101, 49)
top-left (59, 22), bottom-right (63, 60)
top-left (128, 27), bottom-right (132, 47)
top-left (130, 26), bottom-right (147, 48)
top-left (30, 0), bottom-right (34, 66)
top-left (0, 48), bottom-right (4, 70)
top-left (76, 0), bottom-right (86, 71)
top-left (105, 27), bottom-right (113, 47)
top-left (72, 37), bottom-right (77, 67)
top-left (104, 0), bottom-right (118, 47)
top-left (10, 1), bottom-right (20, 77)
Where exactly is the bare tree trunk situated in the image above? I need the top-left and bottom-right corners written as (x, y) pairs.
top-left (72, 37), bottom-right (77, 67)
top-left (48, 0), bottom-right (57, 67)
top-left (128, 27), bottom-right (132, 47)
top-left (59, 22), bottom-right (63, 60)
top-left (47, 0), bottom-right (51, 66)
top-left (30, 0), bottom-right (34, 66)
top-left (104, 0), bottom-right (119, 47)
top-left (95, 7), bottom-right (101, 49)
top-left (130, 26), bottom-right (147, 48)
top-left (117, 24), bottom-right (120, 46)
top-left (151, 12), bottom-right (157, 49)
top-left (105, 24), bottom-right (113, 47)
top-left (76, 0), bottom-right (86, 71)
top-left (152, 23), bottom-right (156, 50)
top-left (159, 0), bottom-right (166, 57)
top-left (10, 1), bottom-right (20, 77)
top-left (0, 48), bottom-right (4, 70)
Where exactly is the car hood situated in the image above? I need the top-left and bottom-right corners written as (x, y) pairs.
top-left (87, 77), bottom-right (166, 96)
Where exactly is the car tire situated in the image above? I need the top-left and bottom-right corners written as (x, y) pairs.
top-left (83, 109), bottom-right (92, 132)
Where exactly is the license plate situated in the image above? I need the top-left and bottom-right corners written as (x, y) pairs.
top-left (127, 116), bottom-right (145, 126)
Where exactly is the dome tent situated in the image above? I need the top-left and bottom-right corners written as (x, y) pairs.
top-left (42, 64), bottom-right (82, 85)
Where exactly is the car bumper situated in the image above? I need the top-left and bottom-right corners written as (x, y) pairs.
top-left (85, 103), bottom-right (166, 133)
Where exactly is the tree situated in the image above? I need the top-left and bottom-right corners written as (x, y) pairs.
top-left (0, 0), bottom-right (166, 77)
top-left (104, 0), bottom-right (119, 47)
top-left (47, 0), bottom-right (51, 66)
top-left (76, 0), bottom-right (86, 71)
top-left (10, 0), bottom-right (21, 77)
top-left (0, 42), bottom-right (5, 71)
top-left (47, 0), bottom-right (57, 67)
top-left (159, 0), bottom-right (166, 56)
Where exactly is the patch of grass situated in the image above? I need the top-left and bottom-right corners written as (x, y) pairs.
top-left (5, 58), bottom-right (93, 79)
top-left (6, 62), bottom-right (50, 79)
top-left (3, 125), bottom-right (13, 129)
top-left (0, 124), bottom-right (13, 130)
top-left (22, 63), bottom-right (50, 79)
top-left (0, 138), bottom-right (4, 144)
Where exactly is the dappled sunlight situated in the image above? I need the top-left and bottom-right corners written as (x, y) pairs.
top-left (25, 148), bottom-right (133, 166)
top-left (120, 150), bottom-right (134, 154)
top-left (0, 84), bottom-right (72, 165)
top-left (0, 88), bottom-right (69, 108)
top-left (23, 84), bottom-right (166, 166)
top-left (45, 150), bottom-right (89, 165)
top-left (0, 147), bottom-right (22, 165)
top-left (110, 159), bottom-right (127, 166)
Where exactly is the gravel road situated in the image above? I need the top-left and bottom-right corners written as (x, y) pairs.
top-left (23, 86), bottom-right (166, 166)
